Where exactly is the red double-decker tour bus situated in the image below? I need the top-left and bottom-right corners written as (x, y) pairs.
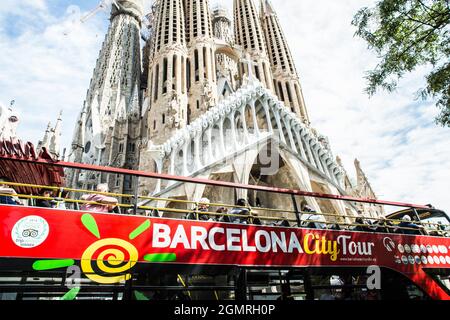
top-left (0, 150), bottom-right (449, 301)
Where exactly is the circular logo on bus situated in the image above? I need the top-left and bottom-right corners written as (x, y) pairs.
top-left (404, 245), bottom-right (411, 254)
top-left (421, 256), bottom-right (428, 264)
top-left (11, 216), bottom-right (49, 248)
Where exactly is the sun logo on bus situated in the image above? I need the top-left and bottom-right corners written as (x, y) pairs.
top-left (31, 213), bottom-right (177, 300)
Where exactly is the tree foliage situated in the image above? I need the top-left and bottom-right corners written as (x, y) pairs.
top-left (352, 0), bottom-right (450, 126)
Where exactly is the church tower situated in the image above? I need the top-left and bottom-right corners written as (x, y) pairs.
top-left (260, 0), bottom-right (309, 123)
top-left (233, 0), bottom-right (274, 92)
top-left (68, 0), bottom-right (143, 194)
top-left (146, 0), bottom-right (188, 144)
top-left (212, 5), bottom-right (239, 97)
top-left (185, 0), bottom-right (218, 121)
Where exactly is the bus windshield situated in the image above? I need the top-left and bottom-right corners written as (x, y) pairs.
top-left (419, 211), bottom-right (450, 232)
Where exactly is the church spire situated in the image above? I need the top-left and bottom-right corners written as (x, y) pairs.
top-left (68, 0), bottom-right (144, 191)
top-left (49, 111), bottom-right (62, 159)
top-left (234, 0), bottom-right (274, 92)
top-left (184, 0), bottom-right (218, 121)
top-left (39, 122), bottom-right (52, 151)
top-left (260, 0), bottom-right (309, 124)
top-left (146, 0), bottom-right (189, 144)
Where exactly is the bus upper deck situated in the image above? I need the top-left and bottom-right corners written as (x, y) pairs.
top-left (0, 156), bottom-right (450, 300)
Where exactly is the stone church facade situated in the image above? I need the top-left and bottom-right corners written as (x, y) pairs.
top-left (66, 0), bottom-right (383, 220)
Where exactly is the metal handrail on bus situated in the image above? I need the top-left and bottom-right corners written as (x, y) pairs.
top-left (0, 156), bottom-right (447, 235)
top-left (0, 156), bottom-right (432, 209)
top-left (1, 181), bottom-right (448, 236)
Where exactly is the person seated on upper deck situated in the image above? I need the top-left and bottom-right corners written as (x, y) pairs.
top-left (274, 219), bottom-right (291, 227)
top-left (435, 222), bottom-right (449, 237)
top-left (251, 213), bottom-right (263, 226)
top-left (372, 216), bottom-right (392, 233)
top-left (0, 177), bottom-right (21, 205)
top-left (328, 223), bottom-right (341, 231)
top-left (397, 215), bottom-right (423, 235)
top-left (352, 217), bottom-right (373, 232)
top-left (185, 198), bottom-right (212, 221)
top-left (80, 184), bottom-right (119, 213)
top-left (228, 199), bottom-right (251, 224)
top-left (54, 190), bottom-right (71, 210)
top-left (300, 201), bottom-right (327, 229)
top-left (35, 188), bottom-right (56, 208)
top-left (217, 207), bottom-right (230, 223)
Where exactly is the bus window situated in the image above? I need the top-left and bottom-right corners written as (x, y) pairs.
top-left (424, 269), bottom-right (450, 295)
top-left (420, 212), bottom-right (450, 236)
top-left (380, 268), bottom-right (429, 300)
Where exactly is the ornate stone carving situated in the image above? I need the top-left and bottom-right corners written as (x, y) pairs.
top-left (202, 80), bottom-right (216, 109)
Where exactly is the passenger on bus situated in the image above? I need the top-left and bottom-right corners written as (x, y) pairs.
top-left (251, 213), bottom-right (263, 226)
top-left (0, 177), bottom-right (21, 205)
top-left (436, 222), bottom-right (449, 237)
top-left (54, 190), bottom-right (71, 210)
top-left (35, 189), bottom-right (55, 208)
top-left (299, 201), bottom-right (324, 229)
top-left (228, 199), bottom-right (251, 224)
top-left (328, 223), bottom-right (341, 231)
top-left (352, 217), bottom-right (372, 232)
top-left (275, 219), bottom-right (291, 227)
top-left (397, 215), bottom-right (423, 235)
top-left (80, 184), bottom-right (119, 213)
top-left (186, 198), bottom-right (212, 221)
top-left (300, 200), bottom-right (314, 213)
top-left (373, 216), bottom-right (392, 233)
top-left (217, 207), bottom-right (230, 223)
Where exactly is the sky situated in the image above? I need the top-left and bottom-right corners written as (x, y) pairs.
top-left (0, 0), bottom-right (449, 213)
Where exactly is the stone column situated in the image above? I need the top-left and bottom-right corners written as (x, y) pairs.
top-left (194, 133), bottom-right (202, 169)
top-left (182, 142), bottom-right (189, 176)
top-left (273, 109), bottom-right (287, 144)
top-left (250, 100), bottom-right (260, 137)
top-left (285, 119), bottom-right (298, 153)
top-left (294, 129), bottom-right (308, 160)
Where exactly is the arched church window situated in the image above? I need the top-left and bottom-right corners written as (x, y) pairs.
top-left (278, 82), bottom-right (285, 102)
top-left (203, 47), bottom-right (207, 79)
top-left (162, 58), bottom-right (168, 94)
top-left (173, 55), bottom-right (177, 91)
top-left (194, 49), bottom-right (199, 82)
top-left (286, 83), bottom-right (293, 103)
top-left (186, 58), bottom-right (191, 91)
top-left (84, 141), bottom-right (91, 154)
top-left (154, 64), bottom-right (159, 101)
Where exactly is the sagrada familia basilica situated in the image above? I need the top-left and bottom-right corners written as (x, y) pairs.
top-left (1, 0), bottom-right (383, 221)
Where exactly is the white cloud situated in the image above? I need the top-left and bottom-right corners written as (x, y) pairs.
top-left (0, 0), bottom-right (107, 154)
top-left (0, 0), bottom-right (449, 213)
top-left (271, 0), bottom-right (450, 212)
